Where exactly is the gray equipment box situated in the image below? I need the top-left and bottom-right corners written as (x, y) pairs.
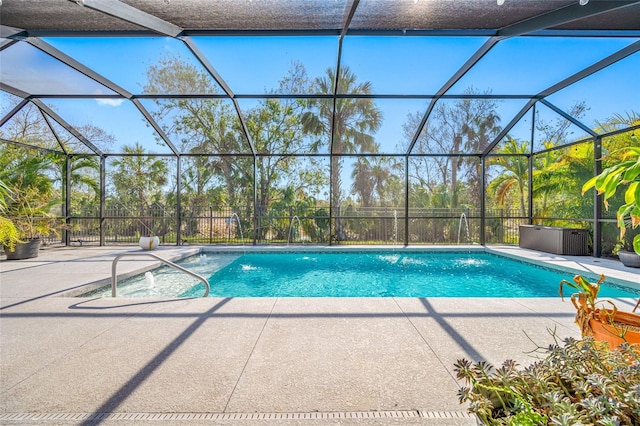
top-left (519, 225), bottom-right (589, 256)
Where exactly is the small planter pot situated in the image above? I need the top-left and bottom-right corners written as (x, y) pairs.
top-left (4, 238), bottom-right (41, 260)
top-left (618, 250), bottom-right (640, 268)
top-left (139, 236), bottom-right (159, 250)
top-left (588, 310), bottom-right (640, 349)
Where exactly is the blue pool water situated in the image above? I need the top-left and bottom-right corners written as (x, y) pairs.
top-left (158, 251), bottom-right (639, 298)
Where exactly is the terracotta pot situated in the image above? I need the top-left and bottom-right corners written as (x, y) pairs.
top-left (139, 236), bottom-right (159, 250)
top-left (588, 310), bottom-right (640, 349)
top-left (4, 238), bottom-right (41, 260)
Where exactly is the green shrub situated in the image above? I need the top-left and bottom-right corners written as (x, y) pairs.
top-left (454, 335), bottom-right (640, 425)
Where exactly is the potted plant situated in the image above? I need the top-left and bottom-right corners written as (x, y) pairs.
top-left (455, 335), bottom-right (640, 425)
top-left (582, 142), bottom-right (640, 267)
top-left (559, 273), bottom-right (640, 348)
top-left (613, 228), bottom-right (640, 268)
top-left (1, 182), bottom-right (63, 260)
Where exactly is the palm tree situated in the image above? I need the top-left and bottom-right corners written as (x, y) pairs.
top-left (487, 136), bottom-right (529, 217)
top-left (535, 142), bottom-right (595, 222)
top-left (351, 158), bottom-right (375, 207)
top-left (531, 141), bottom-right (562, 219)
top-left (110, 143), bottom-right (168, 236)
top-left (302, 66), bottom-right (382, 240)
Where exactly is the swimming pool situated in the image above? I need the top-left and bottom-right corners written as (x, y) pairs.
top-left (94, 251), bottom-right (640, 298)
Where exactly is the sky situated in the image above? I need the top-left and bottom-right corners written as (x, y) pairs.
top-left (1, 34), bottom-right (639, 156)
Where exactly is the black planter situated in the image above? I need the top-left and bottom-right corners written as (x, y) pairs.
top-left (4, 238), bottom-right (41, 260)
top-left (618, 250), bottom-right (640, 268)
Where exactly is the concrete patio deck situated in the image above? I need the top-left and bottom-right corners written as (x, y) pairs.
top-left (1, 245), bottom-right (638, 425)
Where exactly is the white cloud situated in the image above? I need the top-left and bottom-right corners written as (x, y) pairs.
top-left (96, 98), bottom-right (124, 107)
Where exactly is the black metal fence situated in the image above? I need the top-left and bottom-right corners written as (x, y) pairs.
top-left (63, 206), bottom-right (527, 246)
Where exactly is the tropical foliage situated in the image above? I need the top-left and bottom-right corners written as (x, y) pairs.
top-left (0, 57), bottom-right (638, 251)
top-left (0, 147), bottom-right (64, 248)
top-left (582, 135), bottom-right (640, 254)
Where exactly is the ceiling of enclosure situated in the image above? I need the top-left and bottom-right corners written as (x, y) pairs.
top-left (1, 0), bottom-right (639, 157)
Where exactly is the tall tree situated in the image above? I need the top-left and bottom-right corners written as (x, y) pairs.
top-left (487, 136), bottom-right (529, 217)
top-left (144, 55), bottom-right (245, 208)
top-left (110, 143), bottom-right (168, 235)
top-left (403, 90), bottom-right (500, 209)
top-left (536, 101), bottom-right (588, 147)
top-left (302, 66), bottom-right (381, 239)
top-left (531, 141), bottom-right (561, 219)
top-left (351, 156), bottom-right (398, 207)
top-left (351, 158), bottom-right (375, 207)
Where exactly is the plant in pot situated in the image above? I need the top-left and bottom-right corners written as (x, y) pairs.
top-left (582, 142), bottom-right (640, 267)
top-left (1, 183), bottom-right (63, 260)
top-left (559, 273), bottom-right (640, 348)
top-left (613, 227), bottom-right (640, 268)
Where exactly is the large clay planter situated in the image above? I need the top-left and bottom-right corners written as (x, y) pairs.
top-left (589, 310), bottom-right (640, 349)
top-left (4, 238), bottom-right (41, 260)
top-left (139, 236), bottom-right (159, 250)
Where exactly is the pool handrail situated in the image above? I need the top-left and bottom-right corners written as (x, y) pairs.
top-left (111, 252), bottom-right (210, 298)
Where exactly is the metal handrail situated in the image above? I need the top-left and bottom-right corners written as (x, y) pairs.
top-left (111, 252), bottom-right (210, 297)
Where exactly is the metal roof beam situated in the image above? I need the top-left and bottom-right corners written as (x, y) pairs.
top-left (539, 99), bottom-right (598, 137)
top-left (331, 0), bottom-right (360, 155)
top-left (482, 99), bottom-right (537, 156)
top-left (480, 38), bottom-right (640, 157)
top-left (0, 97), bottom-right (30, 128)
top-left (131, 99), bottom-right (180, 156)
top-left (0, 25), bottom-right (26, 39)
top-left (26, 37), bottom-right (133, 98)
top-left (180, 36), bottom-right (256, 156)
top-left (1, 137), bottom-right (65, 155)
top-left (0, 82), bottom-right (30, 99)
top-left (406, 1), bottom-right (640, 157)
top-left (31, 99), bottom-right (103, 156)
top-left (538, 39), bottom-right (640, 98)
top-left (41, 110), bottom-right (69, 155)
top-left (406, 37), bottom-right (499, 155)
top-left (25, 37), bottom-right (181, 156)
top-left (73, 0), bottom-right (183, 38)
top-left (180, 37), bottom-right (235, 99)
top-left (499, 1), bottom-right (640, 38)
top-left (0, 38), bottom-right (19, 51)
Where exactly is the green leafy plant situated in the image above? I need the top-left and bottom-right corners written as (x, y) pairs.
top-left (582, 140), bottom-right (640, 255)
top-left (0, 152), bottom-right (64, 253)
top-left (8, 184), bottom-right (62, 239)
top-left (559, 274), bottom-right (605, 338)
top-left (455, 334), bottom-right (640, 425)
top-left (0, 179), bottom-right (21, 252)
top-left (1, 180), bottom-right (63, 253)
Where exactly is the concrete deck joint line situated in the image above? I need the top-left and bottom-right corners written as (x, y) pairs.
top-left (222, 297), bottom-right (280, 413)
top-left (392, 297), bottom-right (461, 384)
